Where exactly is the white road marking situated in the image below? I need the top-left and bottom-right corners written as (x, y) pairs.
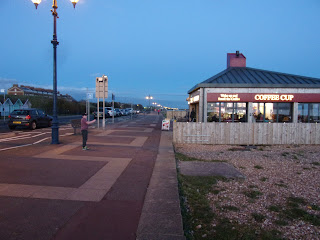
top-left (0, 132), bottom-right (47, 143)
top-left (0, 132), bottom-right (74, 152)
top-left (0, 143), bottom-right (33, 152)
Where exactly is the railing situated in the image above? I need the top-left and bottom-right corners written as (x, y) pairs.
top-left (173, 122), bottom-right (320, 145)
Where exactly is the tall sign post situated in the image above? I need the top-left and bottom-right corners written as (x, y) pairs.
top-left (86, 91), bottom-right (93, 121)
top-left (0, 89), bottom-right (5, 121)
top-left (112, 93), bottom-right (115, 123)
top-left (96, 75), bottom-right (108, 128)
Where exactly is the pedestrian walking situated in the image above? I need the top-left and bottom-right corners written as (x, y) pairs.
top-left (81, 113), bottom-right (96, 150)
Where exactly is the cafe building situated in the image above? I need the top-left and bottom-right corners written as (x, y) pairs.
top-left (187, 52), bottom-right (320, 124)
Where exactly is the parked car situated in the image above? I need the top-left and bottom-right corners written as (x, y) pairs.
top-left (93, 108), bottom-right (110, 118)
top-left (120, 109), bottom-right (128, 116)
top-left (114, 108), bottom-right (122, 117)
top-left (126, 108), bottom-right (134, 114)
top-left (105, 107), bottom-right (115, 117)
top-left (8, 108), bottom-right (52, 130)
top-left (119, 109), bottom-right (125, 116)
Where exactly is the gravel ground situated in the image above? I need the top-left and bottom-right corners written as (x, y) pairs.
top-left (175, 144), bottom-right (320, 240)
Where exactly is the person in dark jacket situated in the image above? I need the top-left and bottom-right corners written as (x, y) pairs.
top-left (190, 109), bottom-right (196, 122)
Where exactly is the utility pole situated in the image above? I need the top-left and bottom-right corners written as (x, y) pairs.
top-left (1, 89), bottom-right (5, 122)
top-left (112, 93), bottom-right (115, 124)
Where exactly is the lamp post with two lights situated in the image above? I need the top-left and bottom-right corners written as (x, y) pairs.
top-left (31, 0), bottom-right (79, 144)
top-left (145, 95), bottom-right (153, 111)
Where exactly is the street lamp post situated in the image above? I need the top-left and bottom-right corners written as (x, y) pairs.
top-left (145, 95), bottom-right (153, 110)
top-left (31, 0), bottom-right (79, 144)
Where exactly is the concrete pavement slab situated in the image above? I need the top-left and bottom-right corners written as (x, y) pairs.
top-left (136, 131), bottom-right (185, 240)
top-left (179, 161), bottom-right (245, 178)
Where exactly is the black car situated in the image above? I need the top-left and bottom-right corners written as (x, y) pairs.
top-left (8, 108), bottom-right (53, 130)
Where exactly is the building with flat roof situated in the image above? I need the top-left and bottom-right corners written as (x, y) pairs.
top-left (7, 84), bottom-right (76, 102)
top-left (187, 52), bottom-right (320, 124)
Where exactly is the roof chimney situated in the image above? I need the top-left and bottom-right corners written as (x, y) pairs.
top-left (227, 51), bottom-right (246, 68)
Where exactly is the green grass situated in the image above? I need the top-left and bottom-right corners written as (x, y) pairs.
top-left (243, 190), bottom-right (263, 199)
top-left (287, 196), bottom-right (307, 205)
top-left (268, 205), bottom-right (282, 212)
top-left (281, 152), bottom-right (290, 157)
top-left (274, 219), bottom-right (289, 226)
top-left (276, 197), bottom-right (320, 226)
top-left (175, 152), bottom-right (201, 162)
top-left (260, 177), bottom-right (268, 182)
top-left (178, 171), bottom-right (282, 239)
top-left (178, 175), bottom-right (220, 239)
top-left (311, 161), bottom-right (320, 166)
top-left (175, 151), bottom-right (288, 239)
top-left (254, 165), bottom-right (264, 169)
top-left (175, 152), bottom-right (226, 163)
top-left (220, 205), bottom-right (240, 212)
top-left (275, 183), bottom-right (288, 188)
top-left (252, 212), bottom-right (266, 223)
top-left (311, 204), bottom-right (320, 211)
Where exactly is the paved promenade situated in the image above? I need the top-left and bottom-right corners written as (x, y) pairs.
top-left (0, 114), bottom-right (185, 240)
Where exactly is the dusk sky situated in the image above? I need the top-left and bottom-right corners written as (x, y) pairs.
top-left (1, 0), bottom-right (320, 109)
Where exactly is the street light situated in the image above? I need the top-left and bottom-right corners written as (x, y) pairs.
top-left (31, 0), bottom-right (79, 144)
top-left (145, 95), bottom-right (153, 110)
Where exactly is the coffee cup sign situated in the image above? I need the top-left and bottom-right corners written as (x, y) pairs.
top-left (254, 94), bottom-right (294, 101)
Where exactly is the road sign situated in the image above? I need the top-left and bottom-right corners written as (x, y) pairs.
top-left (95, 75), bottom-right (108, 98)
top-left (87, 92), bottom-right (93, 99)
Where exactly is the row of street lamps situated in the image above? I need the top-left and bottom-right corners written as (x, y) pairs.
top-left (145, 95), bottom-right (162, 109)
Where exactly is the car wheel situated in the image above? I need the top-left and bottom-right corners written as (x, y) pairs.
top-left (9, 125), bottom-right (16, 130)
top-left (30, 121), bottom-right (37, 130)
top-left (48, 120), bottom-right (52, 127)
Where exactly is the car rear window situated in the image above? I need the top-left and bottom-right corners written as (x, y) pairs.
top-left (12, 110), bottom-right (30, 115)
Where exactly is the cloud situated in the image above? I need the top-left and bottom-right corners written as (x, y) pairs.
top-left (0, 77), bottom-right (19, 91)
top-left (89, 73), bottom-right (103, 77)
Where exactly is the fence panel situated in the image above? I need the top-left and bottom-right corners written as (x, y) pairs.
top-left (173, 122), bottom-right (320, 145)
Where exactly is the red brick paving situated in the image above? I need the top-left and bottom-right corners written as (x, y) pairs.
top-left (0, 157), bottom-right (106, 188)
top-left (0, 115), bottom-right (163, 240)
top-left (54, 117), bottom-right (162, 240)
top-left (63, 145), bottom-right (140, 158)
top-left (86, 135), bottom-right (135, 144)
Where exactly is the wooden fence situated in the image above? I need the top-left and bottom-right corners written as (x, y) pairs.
top-left (173, 122), bottom-right (320, 145)
top-left (166, 110), bottom-right (187, 120)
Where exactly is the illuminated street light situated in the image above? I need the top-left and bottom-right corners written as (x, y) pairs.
top-left (31, 0), bottom-right (79, 144)
top-left (145, 94), bottom-right (153, 109)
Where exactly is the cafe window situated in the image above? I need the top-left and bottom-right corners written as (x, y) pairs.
top-left (298, 103), bottom-right (320, 123)
top-left (207, 102), bottom-right (247, 122)
top-left (252, 103), bottom-right (292, 122)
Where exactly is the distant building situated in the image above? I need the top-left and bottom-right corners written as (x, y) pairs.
top-left (7, 84), bottom-right (76, 102)
top-left (0, 98), bottom-right (32, 117)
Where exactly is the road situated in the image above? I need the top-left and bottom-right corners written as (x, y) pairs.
top-left (0, 114), bottom-right (140, 152)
